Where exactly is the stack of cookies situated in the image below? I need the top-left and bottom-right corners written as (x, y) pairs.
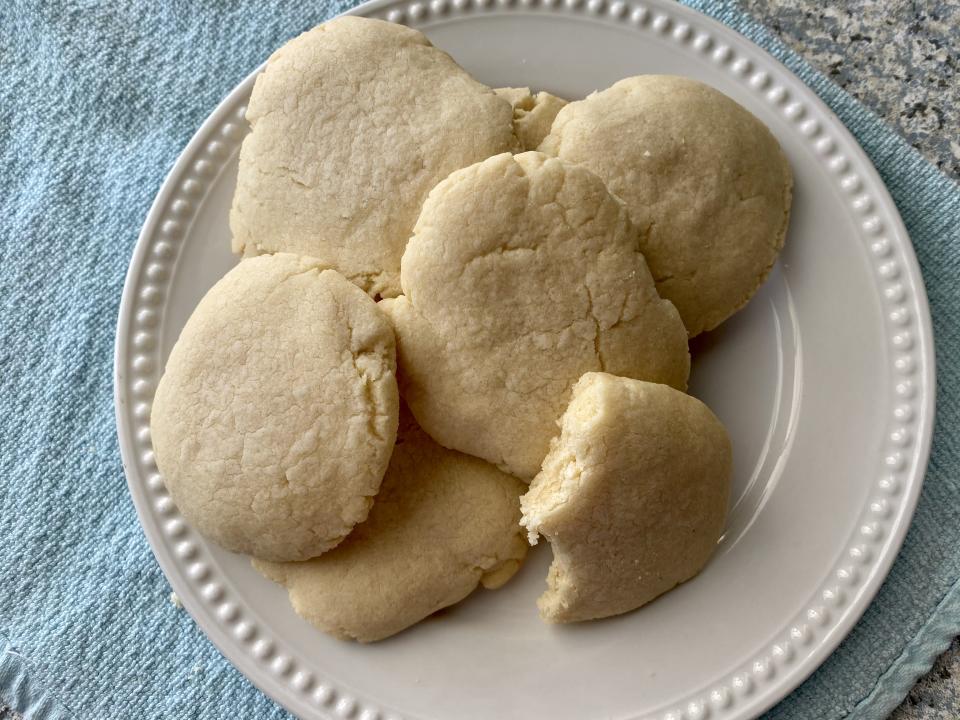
top-left (150, 16), bottom-right (792, 641)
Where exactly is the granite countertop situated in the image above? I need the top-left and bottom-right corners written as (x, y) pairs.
top-left (737, 1), bottom-right (959, 717)
top-left (741, 0), bottom-right (959, 181)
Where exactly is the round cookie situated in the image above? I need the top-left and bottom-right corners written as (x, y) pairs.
top-left (382, 151), bottom-right (689, 479)
top-left (520, 372), bottom-right (732, 623)
top-left (150, 253), bottom-right (399, 562)
top-left (254, 411), bottom-right (529, 643)
top-left (539, 75), bottom-right (793, 336)
top-left (495, 87), bottom-right (568, 151)
top-left (230, 17), bottom-right (518, 299)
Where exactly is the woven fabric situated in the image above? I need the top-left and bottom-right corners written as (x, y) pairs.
top-left (0, 1), bottom-right (957, 718)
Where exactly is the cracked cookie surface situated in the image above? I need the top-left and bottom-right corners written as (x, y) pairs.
top-left (230, 16), bottom-right (517, 298)
top-left (150, 253), bottom-right (399, 562)
top-left (383, 151), bottom-right (689, 480)
top-left (254, 409), bottom-right (528, 642)
top-left (539, 75), bottom-right (793, 336)
top-left (521, 373), bottom-right (732, 623)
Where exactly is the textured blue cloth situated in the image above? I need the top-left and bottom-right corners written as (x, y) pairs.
top-left (0, 1), bottom-right (957, 718)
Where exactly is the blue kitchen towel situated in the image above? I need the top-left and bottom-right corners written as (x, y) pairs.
top-left (0, 0), bottom-right (957, 718)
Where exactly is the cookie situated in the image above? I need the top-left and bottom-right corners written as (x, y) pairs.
top-left (230, 17), bottom-right (517, 298)
top-left (520, 372), bottom-right (732, 623)
top-left (495, 87), bottom-right (568, 151)
top-left (382, 151), bottom-right (689, 479)
top-left (254, 411), bottom-right (528, 642)
top-left (539, 75), bottom-right (793, 336)
top-left (150, 254), bottom-right (399, 562)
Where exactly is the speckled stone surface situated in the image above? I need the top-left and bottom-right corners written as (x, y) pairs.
top-left (736, 1), bottom-right (960, 717)
top-left (740, 0), bottom-right (959, 181)
top-left (892, 637), bottom-right (960, 719)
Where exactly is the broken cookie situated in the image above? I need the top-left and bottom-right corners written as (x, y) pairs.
top-left (521, 372), bottom-right (732, 623)
top-left (495, 86), bottom-right (568, 151)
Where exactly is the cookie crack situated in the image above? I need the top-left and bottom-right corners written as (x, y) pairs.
top-left (583, 283), bottom-right (606, 372)
top-left (351, 350), bottom-right (386, 444)
top-left (652, 268), bottom-right (697, 283)
top-left (339, 303), bottom-right (391, 447)
top-left (456, 245), bottom-right (537, 283)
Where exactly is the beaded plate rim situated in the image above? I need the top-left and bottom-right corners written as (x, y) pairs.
top-left (114, 0), bottom-right (936, 718)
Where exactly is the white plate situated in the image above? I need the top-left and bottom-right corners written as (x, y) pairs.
top-left (114, 1), bottom-right (936, 718)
